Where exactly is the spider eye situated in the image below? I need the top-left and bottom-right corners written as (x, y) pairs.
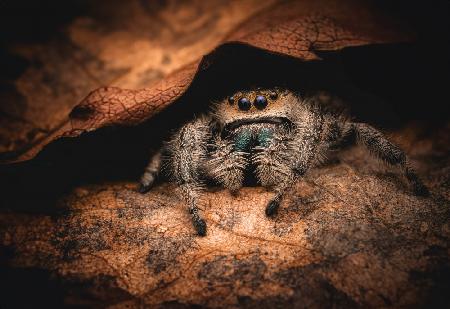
top-left (238, 97), bottom-right (251, 111)
top-left (254, 95), bottom-right (268, 110)
top-left (228, 95), bottom-right (235, 104)
top-left (269, 91), bottom-right (278, 100)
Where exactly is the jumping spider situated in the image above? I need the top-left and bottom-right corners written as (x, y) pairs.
top-left (138, 88), bottom-right (428, 236)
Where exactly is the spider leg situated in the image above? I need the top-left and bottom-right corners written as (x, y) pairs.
top-left (167, 118), bottom-right (211, 236)
top-left (138, 150), bottom-right (162, 193)
top-left (265, 173), bottom-right (298, 216)
top-left (256, 121), bottom-right (321, 216)
top-left (254, 134), bottom-right (295, 216)
top-left (264, 153), bottom-right (318, 217)
top-left (178, 183), bottom-right (207, 236)
top-left (351, 123), bottom-right (429, 196)
top-left (205, 136), bottom-right (247, 194)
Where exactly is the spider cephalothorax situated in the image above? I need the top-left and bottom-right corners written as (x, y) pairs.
top-left (214, 88), bottom-right (293, 131)
top-left (139, 88), bottom-right (429, 236)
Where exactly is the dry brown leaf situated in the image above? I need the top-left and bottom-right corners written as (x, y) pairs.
top-left (2, 0), bottom-right (411, 163)
top-left (0, 0), bottom-right (276, 155)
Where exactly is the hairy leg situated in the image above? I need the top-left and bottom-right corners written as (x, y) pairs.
top-left (351, 123), bottom-right (429, 196)
top-left (167, 117), bottom-right (212, 236)
top-left (265, 173), bottom-right (298, 216)
top-left (138, 150), bottom-right (162, 193)
top-left (256, 116), bottom-right (323, 216)
top-left (205, 136), bottom-right (247, 193)
top-left (254, 132), bottom-right (295, 215)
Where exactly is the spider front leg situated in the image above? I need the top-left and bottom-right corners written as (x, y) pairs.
top-left (256, 112), bottom-right (324, 216)
top-left (167, 118), bottom-right (212, 236)
top-left (351, 123), bottom-right (429, 196)
top-left (254, 142), bottom-right (292, 215)
top-left (255, 131), bottom-right (314, 216)
top-left (205, 135), bottom-right (248, 194)
top-left (138, 150), bottom-right (162, 193)
top-left (262, 160), bottom-right (312, 217)
top-left (265, 174), bottom-right (298, 216)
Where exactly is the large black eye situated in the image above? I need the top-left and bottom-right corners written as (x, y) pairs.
top-left (238, 97), bottom-right (251, 111)
top-left (254, 95), bottom-right (268, 110)
top-left (228, 95), bottom-right (235, 104)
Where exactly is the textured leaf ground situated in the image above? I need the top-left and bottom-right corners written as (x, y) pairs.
top-left (1, 126), bottom-right (449, 307)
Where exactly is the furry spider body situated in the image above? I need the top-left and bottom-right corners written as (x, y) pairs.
top-left (139, 89), bottom-right (428, 236)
